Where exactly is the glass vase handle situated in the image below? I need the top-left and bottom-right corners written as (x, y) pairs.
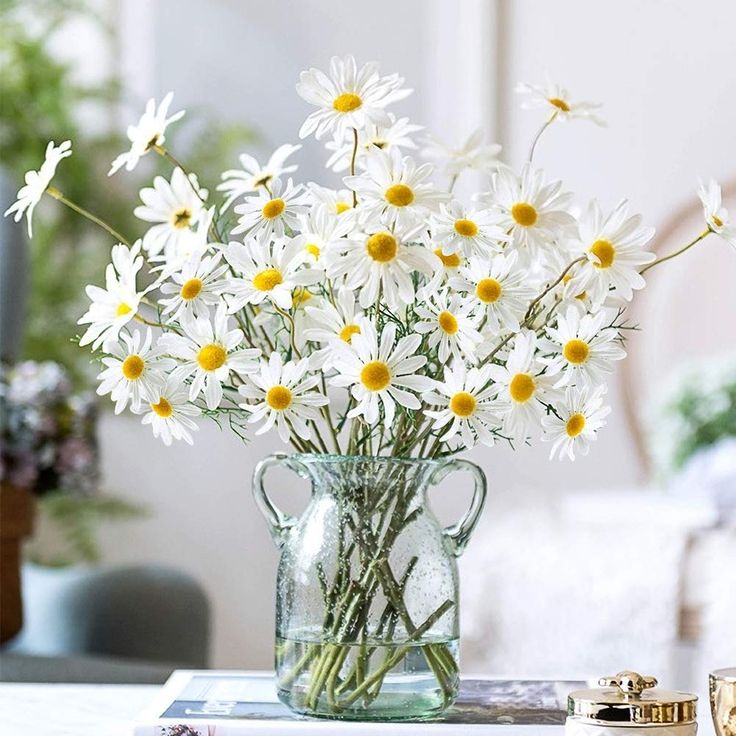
top-left (252, 452), bottom-right (306, 549)
top-left (430, 458), bottom-right (487, 557)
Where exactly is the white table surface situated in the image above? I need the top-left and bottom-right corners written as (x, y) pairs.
top-left (0, 682), bottom-right (714, 736)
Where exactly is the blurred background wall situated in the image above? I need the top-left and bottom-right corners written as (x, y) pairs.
top-left (4, 0), bottom-right (735, 677)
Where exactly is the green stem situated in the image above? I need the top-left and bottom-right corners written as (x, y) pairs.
top-left (640, 229), bottom-right (710, 275)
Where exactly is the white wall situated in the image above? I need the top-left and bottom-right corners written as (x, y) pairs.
top-left (96, 0), bottom-right (736, 670)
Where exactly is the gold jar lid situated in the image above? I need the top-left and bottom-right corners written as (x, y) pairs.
top-left (568, 671), bottom-right (697, 725)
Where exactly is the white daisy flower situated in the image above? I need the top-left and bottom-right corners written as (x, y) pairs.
top-left (218, 144), bottom-right (301, 211)
top-left (108, 92), bottom-right (184, 175)
top-left (697, 178), bottom-right (736, 249)
top-left (516, 80), bottom-right (605, 126)
top-left (308, 184), bottom-right (355, 219)
top-left (422, 129), bottom-right (502, 179)
top-left (431, 201), bottom-right (509, 259)
top-left (345, 149), bottom-right (449, 230)
top-left (294, 206), bottom-right (347, 266)
top-left (568, 199), bottom-right (655, 306)
top-left (159, 253), bottom-right (228, 321)
top-left (239, 352), bottom-right (328, 442)
top-left (134, 168), bottom-right (204, 259)
top-left (424, 362), bottom-right (504, 448)
top-left (325, 114), bottom-right (422, 172)
top-left (415, 289), bottom-right (483, 364)
top-left (326, 222), bottom-right (438, 312)
top-left (486, 331), bottom-right (554, 442)
top-left (480, 164), bottom-right (576, 261)
top-left (96, 329), bottom-right (174, 414)
top-left (138, 377), bottom-right (201, 446)
top-left (542, 386), bottom-right (611, 461)
top-left (296, 55), bottom-right (410, 141)
top-left (159, 305), bottom-right (260, 410)
top-left (223, 236), bottom-right (321, 312)
top-left (541, 307), bottom-right (626, 388)
top-left (449, 251), bottom-right (536, 335)
top-left (231, 177), bottom-right (308, 239)
top-left (4, 140), bottom-right (72, 237)
top-left (303, 288), bottom-right (368, 369)
top-left (330, 321), bottom-right (433, 425)
top-left (78, 241), bottom-right (148, 350)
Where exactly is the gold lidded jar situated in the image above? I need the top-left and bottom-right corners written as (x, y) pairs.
top-left (566, 671), bottom-right (698, 735)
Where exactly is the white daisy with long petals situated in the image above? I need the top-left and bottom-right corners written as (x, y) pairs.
top-left (78, 241), bottom-right (148, 350)
top-left (138, 377), bottom-right (201, 446)
top-left (423, 362), bottom-right (504, 448)
top-left (159, 253), bottom-right (228, 321)
top-left (422, 129), bottom-right (502, 179)
top-left (345, 149), bottom-right (449, 230)
top-left (218, 144), bottom-right (301, 211)
top-left (326, 223), bottom-right (438, 312)
top-left (4, 140), bottom-right (72, 237)
top-left (431, 201), bottom-right (508, 259)
top-left (223, 236), bottom-right (321, 312)
top-left (108, 92), bottom-right (184, 175)
top-left (516, 80), bottom-right (605, 126)
top-left (568, 199), bottom-right (655, 306)
top-left (134, 168), bottom-right (205, 259)
top-left (542, 307), bottom-right (625, 388)
top-left (159, 305), bottom-right (260, 410)
top-left (415, 290), bottom-right (483, 364)
top-left (542, 386), bottom-right (611, 460)
top-left (239, 352), bottom-right (328, 442)
top-left (486, 331), bottom-right (554, 442)
top-left (697, 178), bottom-right (736, 250)
top-left (231, 178), bottom-right (308, 239)
top-left (330, 321), bottom-right (433, 425)
top-left (480, 164), bottom-right (576, 262)
top-left (96, 329), bottom-right (174, 414)
top-left (296, 55), bottom-right (410, 141)
top-left (294, 206), bottom-right (347, 267)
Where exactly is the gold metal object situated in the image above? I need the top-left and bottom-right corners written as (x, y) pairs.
top-left (710, 668), bottom-right (736, 736)
top-left (567, 670), bottom-right (697, 725)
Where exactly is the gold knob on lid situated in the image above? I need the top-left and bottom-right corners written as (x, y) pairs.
top-left (598, 671), bottom-right (658, 697)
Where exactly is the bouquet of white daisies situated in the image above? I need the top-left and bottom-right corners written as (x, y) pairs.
top-left (6, 57), bottom-right (734, 461)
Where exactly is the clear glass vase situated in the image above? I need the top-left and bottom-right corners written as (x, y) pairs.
top-left (253, 453), bottom-right (487, 721)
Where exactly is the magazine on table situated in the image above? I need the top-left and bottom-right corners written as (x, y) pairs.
top-left (133, 670), bottom-right (582, 734)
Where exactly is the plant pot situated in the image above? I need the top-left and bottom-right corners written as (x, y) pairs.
top-left (253, 453), bottom-right (486, 721)
top-left (0, 483), bottom-right (35, 643)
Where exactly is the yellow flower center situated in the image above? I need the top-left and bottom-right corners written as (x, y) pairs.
top-left (253, 268), bottom-right (283, 291)
top-left (333, 93), bottom-right (362, 113)
top-left (335, 201), bottom-right (351, 214)
top-left (565, 412), bottom-right (586, 437)
top-left (261, 198), bottom-right (286, 219)
top-left (180, 278), bottom-right (203, 301)
top-left (366, 232), bottom-right (398, 263)
top-left (434, 249), bottom-right (462, 268)
top-left (116, 302), bottom-right (133, 317)
top-left (437, 310), bottom-right (459, 335)
top-left (453, 218), bottom-right (479, 237)
top-left (292, 287), bottom-right (312, 308)
top-left (511, 202), bottom-right (538, 227)
top-left (339, 324), bottom-right (361, 343)
top-left (171, 207), bottom-right (192, 229)
top-left (197, 344), bottom-right (227, 372)
top-left (150, 397), bottom-right (173, 418)
top-left (384, 184), bottom-right (415, 207)
top-left (305, 243), bottom-right (321, 259)
top-left (509, 372), bottom-right (535, 403)
top-left (563, 339), bottom-right (590, 365)
top-left (360, 360), bottom-right (391, 391)
top-left (711, 214), bottom-right (723, 227)
top-left (121, 354), bottom-right (144, 380)
top-left (266, 385), bottom-right (293, 411)
top-left (476, 278), bottom-right (503, 303)
top-left (590, 239), bottom-right (616, 269)
top-left (449, 391), bottom-right (477, 417)
top-left (548, 97), bottom-right (571, 112)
